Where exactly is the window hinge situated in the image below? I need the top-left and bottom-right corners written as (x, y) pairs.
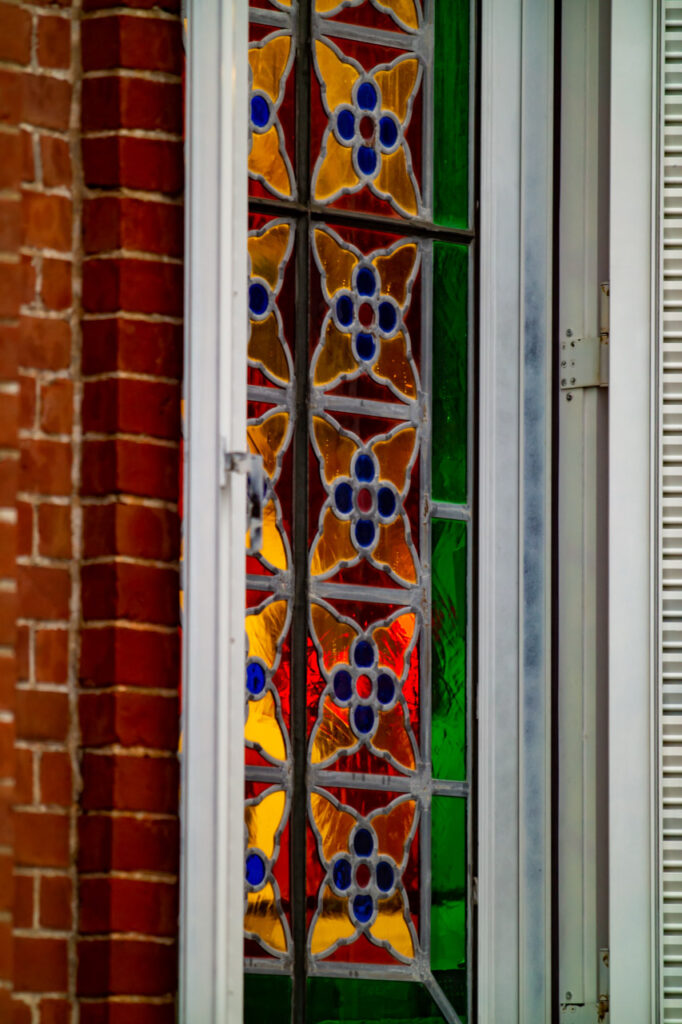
top-left (560, 282), bottom-right (609, 391)
top-left (221, 443), bottom-right (264, 554)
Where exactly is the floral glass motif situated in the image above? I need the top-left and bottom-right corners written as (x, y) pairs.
top-left (315, 0), bottom-right (422, 34)
top-left (245, 786), bottom-right (292, 956)
top-left (249, 32), bottom-right (296, 199)
top-left (312, 39), bottom-right (422, 217)
top-left (245, 597), bottom-right (291, 764)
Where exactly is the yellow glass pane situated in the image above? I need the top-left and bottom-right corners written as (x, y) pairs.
top-left (245, 788), bottom-right (286, 858)
top-left (315, 40), bottom-right (360, 111)
top-left (373, 611), bottom-right (416, 675)
top-left (245, 690), bottom-right (287, 762)
top-left (248, 314), bottom-right (292, 385)
top-left (245, 881), bottom-right (288, 953)
top-left (376, 0), bottom-right (420, 30)
top-left (375, 147), bottom-right (418, 217)
top-left (261, 499), bottom-right (289, 571)
top-left (248, 222), bottom-right (291, 289)
top-left (373, 704), bottom-right (416, 771)
top-left (313, 417), bottom-right (358, 482)
top-left (372, 799), bottom-right (415, 863)
top-left (373, 243), bottom-right (417, 305)
top-left (314, 134), bottom-right (359, 202)
top-left (375, 57), bottom-right (419, 122)
top-left (310, 790), bottom-right (356, 860)
top-left (311, 603), bottom-right (358, 670)
top-left (249, 34), bottom-right (291, 103)
top-left (373, 425), bottom-right (416, 489)
top-left (314, 228), bottom-right (359, 296)
top-left (310, 697), bottom-right (356, 766)
top-left (310, 510), bottom-right (355, 578)
top-left (249, 127), bottom-right (293, 199)
top-left (312, 321), bottom-right (357, 387)
top-left (248, 411), bottom-right (289, 479)
top-left (374, 519), bottom-right (417, 584)
top-left (310, 885), bottom-right (356, 956)
top-left (246, 599), bottom-right (288, 668)
top-left (369, 893), bottom-right (414, 959)
top-left (373, 332), bottom-right (417, 400)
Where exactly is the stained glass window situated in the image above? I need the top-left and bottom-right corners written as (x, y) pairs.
top-left (244, 2), bottom-right (473, 1020)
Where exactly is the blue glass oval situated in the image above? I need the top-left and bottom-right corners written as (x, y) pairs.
top-left (353, 893), bottom-right (374, 923)
top-left (336, 294), bottom-right (354, 327)
top-left (354, 703), bottom-right (375, 734)
top-left (355, 519), bottom-right (375, 548)
top-left (379, 115), bottom-right (398, 149)
top-left (376, 860), bottom-right (394, 893)
top-left (337, 108), bottom-right (355, 141)
top-left (354, 639), bottom-right (374, 668)
top-left (355, 333), bottom-right (375, 361)
top-left (250, 93), bottom-right (271, 129)
top-left (355, 454), bottom-right (375, 482)
top-left (334, 481), bottom-right (353, 514)
top-left (353, 827), bottom-right (374, 857)
top-left (378, 301), bottom-right (397, 333)
top-left (356, 267), bottom-right (376, 297)
top-left (333, 857), bottom-right (352, 891)
top-left (245, 852), bottom-right (266, 886)
top-left (246, 661), bottom-right (266, 696)
top-left (357, 81), bottom-right (378, 111)
top-left (377, 672), bottom-right (395, 705)
top-left (357, 146), bottom-right (377, 176)
top-left (249, 281), bottom-right (269, 317)
top-left (377, 486), bottom-right (396, 518)
top-left (333, 668), bottom-right (352, 702)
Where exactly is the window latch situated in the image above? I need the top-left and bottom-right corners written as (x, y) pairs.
top-left (221, 445), bottom-right (264, 554)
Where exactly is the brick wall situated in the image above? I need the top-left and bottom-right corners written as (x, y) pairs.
top-left (0, 0), bottom-right (184, 1016)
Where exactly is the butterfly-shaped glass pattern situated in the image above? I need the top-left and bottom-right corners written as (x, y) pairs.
top-left (245, 786), bottom-right (292, 956)
top-left (249, 32), bottom-right (296, 199)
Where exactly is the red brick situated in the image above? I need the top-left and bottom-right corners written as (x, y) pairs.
top-left (23, 75), bottom-right (71, 132)
top-left (20, 316), bottom-right (71, 370)
top-left (81, 562), bottom-right (179, 626)
top-left (0, 3), bottom-right (31, 63)
top-left (79, 626), bottom-right (179, 690)
top-left (83, 378), bottom-right (180, 440)
top-left (79, 691), bottom-right (178, 750)
top-left (80, 877), bottom-right (177, 936)
top-left (81, 439), bottom-right (178, 501)
top-left (82, 77), bottom-right (181, 134)
top-left (0, 779), bottom-right (13, 843)
top-left (41, 258), bottom-right (72, 311)
top-left (0, 591), bottom-right (17, 645)
top-left (37, 503), bottom-right (71, 559)
top-left (13, 873), bottom-right (33, 929)
top-left (0, 521), bottom-right (15, 577)
top-left (12, 1000), bottom-right (32, 1024)
top-left (0, 389), bottom-right (17, 446)
top-left (82, 15), bottom-right (182, 73)
top-left (15, 689), bottom-right (69, 741)
top-left (18, 374), bottom-right (35, 430)
top-left (20, 439), bottom-right (72, 495)
top-left (15, 624), bottom-right (28, 679)
top-left (82, 136), bottom-right (183, 194)
top-left (37, 16), bottom-right (71, 70)
top-left (82, 258), bottom-right (182, 317)
top-left (14, 937), bottom-right (68, 992)
top-left (0, 197), bottom-right (20, 249)
top-left (83, 502), bottom-right (179, 561)
top-left (39, 874), bottom-right (71, 929)
top-left (0, 852), bottom-right (12, 912)
top-left (21, 252), bottom-right (37, 304)
top-left (77, 937), bottom-right (176, 996)
top-left (0, 130), bottom-right (21, 190)
top-left (40, 1000), bottom-right (70, 1024)
top-left (81, 317), bottom-right (182, 378)
top-left (39, 750), bottom-right (71, 806)
top-left (80, 752), bottom-right (178, 813)
top-left (15, 811), bottom-right (68, 867)
top-left (40, 136), bottom-right (71, 188)
top-left (35, 627), bottom-right (68, 682)
top-left (0, 456), bottom-right (19, 507)
top-left (0, 719), bottom-right (13, 777)
top-left (0, 69), bottom-right (23, 126)
top-left (16, 500), bottom-right (32, 556)
top-left (0, 323), bottom-right (19, 377)
top-left (17, 564), bottom-right (70, 620)
top-left (0, 260), bottom-right (22, 318)
top-left (79, 1003), bottom-right (175, 1024)
top-left (0, 651), bottom-right (15, 709)
top-left (23, 193), bottom-right (72, 252)
top-left (21, 128), bottom-right (34, 183)
top-left (78, 814), bottom-right (178, 873)
top-left (83, 195), bottom-right (183, 257)
top-left (14, 747), bottom-right (32, 804)
top-left (40, 378), bottom-right (72, 434)
top-left (0, 918), bottom-right (11, 979)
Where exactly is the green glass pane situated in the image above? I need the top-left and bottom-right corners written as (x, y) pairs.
top-left (431, 797), bottom-right (467, 1020)
top-left (244, 972), bottom-right (291, 1024)
top-left (434, 0), bottom-right (470, 227)
top-left (306, 978), bottom-right (442, 1024)
top-left (431, 518), bottom-right (467, 780)
top-left (431, 242), bottom-right (468, 504)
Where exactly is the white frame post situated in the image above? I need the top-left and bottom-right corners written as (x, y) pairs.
top-left (180, 0), bottom-right (248, 1019)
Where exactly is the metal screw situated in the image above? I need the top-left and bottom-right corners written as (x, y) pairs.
top-left (566, 329), bottom-right (573, 337)
top-left (561, 360), bottom-right (566, 367)
top-left (570, 377), bottom-right (575, 384)
top-left (561, 378), bottom-right (566, 386)
top-left (566, 393), bottom-right (573, 402)
top-left (570, 340), bottom-right (575, 347)
top-left (565, 991), bottom-right (573, 1001)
